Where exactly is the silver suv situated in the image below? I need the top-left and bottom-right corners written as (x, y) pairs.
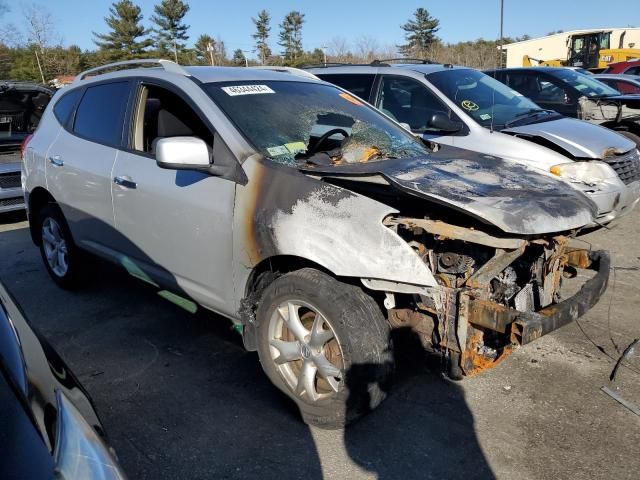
top-left (308, 62), bottom-right (640, 225)
top-left (23, 60), bottom-right (609, 427)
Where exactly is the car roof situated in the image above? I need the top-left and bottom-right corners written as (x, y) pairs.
top-left (75, 65), bottom-right (321, 87)
top-left (595, 73), bottom-right (640, 82)
top-left (487, 67), bottom-right (572, 73)
top-left (307, 63), bottom-right (471, 75)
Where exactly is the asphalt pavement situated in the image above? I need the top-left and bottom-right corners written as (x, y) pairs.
top-left (1, 209), bottom-right (638, 480)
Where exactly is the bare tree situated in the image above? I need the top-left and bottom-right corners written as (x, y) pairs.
top-left (22, 3), bottom-right (60, 82)
top-left (354, 35), bottom-right (379, 62)
top-left (327, 36), bottom-right (350, 61)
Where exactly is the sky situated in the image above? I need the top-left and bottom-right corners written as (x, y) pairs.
top-left (2, 0), bottom-right (638, 59)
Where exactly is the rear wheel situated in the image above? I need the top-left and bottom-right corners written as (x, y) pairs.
top-left (38, 205), bottom-right (82, 289)
top-left (256, 268), bottom-right (393, 429)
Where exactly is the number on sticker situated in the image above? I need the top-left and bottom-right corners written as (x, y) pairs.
top-left (221, 85), bottom-right (275, 96)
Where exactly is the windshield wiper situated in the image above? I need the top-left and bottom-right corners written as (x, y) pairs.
top-left (504, 108), bottom-right (556, 128)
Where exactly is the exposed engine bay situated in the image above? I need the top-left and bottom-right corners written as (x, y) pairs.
top-left (380, 216), bottom-right (609, 377)
top-left (578, 96), bottom-right (640, 124)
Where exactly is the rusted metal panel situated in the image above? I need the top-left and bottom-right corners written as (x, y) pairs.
top-left (466, 245), bottom-right (527, 288)
top-left (387, 217), bottom-right (526, 249)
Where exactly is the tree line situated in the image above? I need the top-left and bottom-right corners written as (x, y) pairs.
top-left (0, 2), bottom-right (529, 83)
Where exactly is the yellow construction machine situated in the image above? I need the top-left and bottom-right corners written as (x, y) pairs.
top-left (523, 30), bottom-right (640, 70)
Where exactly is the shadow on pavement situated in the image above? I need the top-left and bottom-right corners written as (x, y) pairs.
top-left (342, 328), bottom-right (495, 480)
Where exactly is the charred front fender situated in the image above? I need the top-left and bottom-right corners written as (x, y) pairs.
top-left (232, 156), bottom-right (438, 310)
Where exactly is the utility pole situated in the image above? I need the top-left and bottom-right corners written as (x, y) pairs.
top-left (206, 42), bottom-right (215, 66)
top-left (321, 45), bottom-right (327, 66)
top-left (34, 49), bottom-right (45, 83)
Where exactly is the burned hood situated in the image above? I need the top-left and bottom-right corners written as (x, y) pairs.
top-left (299, 147), bottom-right (597, 235)
top-left (502, 117), bottom-right (636, 159)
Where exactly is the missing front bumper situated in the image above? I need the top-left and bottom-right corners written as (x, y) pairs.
top-left (455, 249), bottom-right (610, 375)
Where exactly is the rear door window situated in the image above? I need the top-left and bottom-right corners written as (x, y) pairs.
top-left (73, 81), bottom-right (130, 146)
top-left (316, 74), bottom-right (376, 102)
top-left (53, 89), bottom-right (81, 126)
top-left (625, 66), bottom-right (640, 75)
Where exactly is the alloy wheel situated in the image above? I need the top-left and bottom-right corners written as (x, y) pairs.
top-left (267, 299), bottom-right (344, 403)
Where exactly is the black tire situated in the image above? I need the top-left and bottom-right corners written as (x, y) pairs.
top-left (256, 268), bottom-right (393, 429)
top-left (617, 130), bottom-right (640, 148)
top-left (38, 204), bottom-right (82, 289)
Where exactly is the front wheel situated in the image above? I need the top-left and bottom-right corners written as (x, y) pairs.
top-left (38, 204), bottom-right (82, 289)
top-left (256, 268), bottom-right (393, 429)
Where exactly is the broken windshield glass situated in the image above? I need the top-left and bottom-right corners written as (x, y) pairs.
top-left (205, 80), bottom-right (429, 166)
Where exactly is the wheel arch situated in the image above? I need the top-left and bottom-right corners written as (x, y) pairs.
top-left (239, 254), bottom-right (385, 351)
top-left (27, 187), bottom-right (58, 245)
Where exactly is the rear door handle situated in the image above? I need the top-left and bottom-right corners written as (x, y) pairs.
top-left (48, 155), bottom-right (63, 166)
top-left (113, 176), bottom-right (137, 189)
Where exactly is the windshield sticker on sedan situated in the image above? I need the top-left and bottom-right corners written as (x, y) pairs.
top-left (221, 85), bottom-right (275, 96)
top-left (479, 113), bottom-right (492, 120)
top-left (339, 92), bottom-right (364, 106)
top-left (461, 100), bottom-right (479, 111)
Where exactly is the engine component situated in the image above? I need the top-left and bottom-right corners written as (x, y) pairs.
top-left (437, 252), bottom-right (475, 274)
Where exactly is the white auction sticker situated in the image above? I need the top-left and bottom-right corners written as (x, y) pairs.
top-left (221, 85), bottom-right (275, 96)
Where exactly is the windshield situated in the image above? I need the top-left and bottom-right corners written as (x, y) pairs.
top-left (426, 69), bottom-right (555, 129)
top-left (205, 80), bottom-right (429, 165)
top-left (551, 69), bottom-right (619, 97)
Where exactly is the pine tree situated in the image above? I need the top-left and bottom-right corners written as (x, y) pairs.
top-left (93, 0), bottom-right (152, 60)
top-left (232, 48), bottom-right (245, 66)
top-left (398, 8), bottom-right (440, 58)
top-left (194, 34), bottom-right (215, 65)
top-left (252, 10), bottom-right (271, 65)
top-left (151, 0), bottom-right (190, 62)
top-left (278, 11), bottom-right (304, 63)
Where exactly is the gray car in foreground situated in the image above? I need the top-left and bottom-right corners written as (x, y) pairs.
top-left (23, 60), bottom-right (609, 427)
top-left (0, 280), bottom-right (125, 479)
top-left (309, 62), bottom-right (640, 225)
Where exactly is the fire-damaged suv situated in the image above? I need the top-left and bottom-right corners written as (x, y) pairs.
top-left (22, 60), bottom-right (609, 428)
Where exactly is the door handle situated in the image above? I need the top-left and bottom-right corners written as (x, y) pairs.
top-left (113, 176), bottom-right (137, 189)
top-left (48, 155), bottom-right (63, 166)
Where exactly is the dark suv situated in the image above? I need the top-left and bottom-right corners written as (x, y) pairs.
top-left (486, 67), bottom-right (640, 146)
top-left (0, 81), bottom-right (53, 214)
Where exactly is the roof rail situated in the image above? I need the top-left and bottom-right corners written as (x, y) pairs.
top-left (74, 59), bottom-right (189, 82)
top-left (374, 58), bottom-right (436, 65)
top-left (250, 66), bottom-right (320, 80)
top-left (300, 62), bottom-right (390, 69)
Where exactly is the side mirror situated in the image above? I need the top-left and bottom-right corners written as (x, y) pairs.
top-left (156, 136), bottom-right (211, 171)
top-left (428, 112), bottom-right (463, 133)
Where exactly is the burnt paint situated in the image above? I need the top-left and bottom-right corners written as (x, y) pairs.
top-left (299, 146), bottom-right (598, 235)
